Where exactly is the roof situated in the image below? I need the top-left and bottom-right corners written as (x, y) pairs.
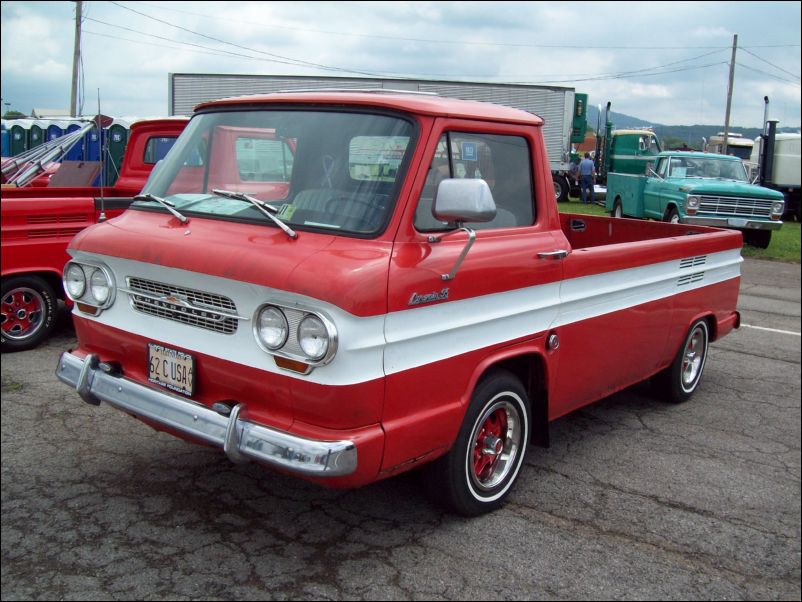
top-left (658, 151), bottom-right (742, 161)
top-left (30, 108), bottom-right (71, 118)
top-left (613, 128), bottom-right (656, 136)
top-left (193, 91), bottom-right (544, 126)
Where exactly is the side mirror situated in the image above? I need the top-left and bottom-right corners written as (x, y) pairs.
top-left (433, 179), bottom-right (496, 225)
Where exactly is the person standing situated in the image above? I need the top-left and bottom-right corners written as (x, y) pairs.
top-left (578, 152), bottom-right (596, 205)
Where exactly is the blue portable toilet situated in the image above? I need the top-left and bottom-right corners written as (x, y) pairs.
top-left (85, 127), bottom-right (103, 162)
top-left (1, 122), bottom-right (9, 157)
top-left (47, 123), bottom-right (65, 143)
top-left (152, 137), bottom-right (177, 162)
top-left (65, 123), bottom-right (84, 161)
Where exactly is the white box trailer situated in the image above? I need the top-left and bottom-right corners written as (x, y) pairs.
top-left (169, 73), bottom-right (579, 201)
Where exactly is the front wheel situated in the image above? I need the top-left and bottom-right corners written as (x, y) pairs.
top-left (423, 370), bottom-right (531, 516)
top-left (652, 319), bottom-right (710, 404)
top-left (1, 275), bottom-right (58, 352)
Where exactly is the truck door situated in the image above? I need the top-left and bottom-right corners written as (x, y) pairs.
top-left (382, 122), bottom-right (565, 470)
top-left (642, 156), bottom-right (670, 219)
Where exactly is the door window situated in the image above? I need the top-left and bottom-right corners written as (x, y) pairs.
top-left (414, 132), bottom-right (534, 232)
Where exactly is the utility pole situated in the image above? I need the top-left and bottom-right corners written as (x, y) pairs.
top-left (722, 34), bottom-right (738, 155)
top-left (70, 0), bottom-right (83, 117)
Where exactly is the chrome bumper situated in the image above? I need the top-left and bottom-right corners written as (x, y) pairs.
top-left (682, 216), bottom-right (783, 230)
top-left (56, 352), bottom-right (357, 476)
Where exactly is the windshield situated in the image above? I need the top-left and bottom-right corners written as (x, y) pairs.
top-left (666, 156), bottom-right (748, 182)
top-left (137, 109), bottom-right (415, 235)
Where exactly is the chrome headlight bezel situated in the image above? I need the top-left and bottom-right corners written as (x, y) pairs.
top-left (252, 302), bottom-right (338, 368)
top-left (686, 194), bottom-right (701, 210)
top-left (771, 200), bottom-right (785, 216)
top-left (63, 261), bottom-right (116, 311)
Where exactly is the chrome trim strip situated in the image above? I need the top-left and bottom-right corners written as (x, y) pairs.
top-left (56, 352), bottom-right (357, 477)
top-left (681, 216), bottom-right (783, 230)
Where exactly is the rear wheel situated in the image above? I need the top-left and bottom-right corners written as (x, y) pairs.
top-left (664, 206), bottom-right (680, 224)
top-left (423, 370), bottom-right (531, 516)
top-left (652, 319), bottom-right (709, 404)
top-left (553, 176), bottom-right (569, 203)
top-left (1, 276), bottom-right (58, 352)
top-left (612, 198), bottom-right (624, 218)
top-left (743, 229), bottom-right (772, 249)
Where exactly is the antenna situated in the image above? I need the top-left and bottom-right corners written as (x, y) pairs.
top-left (97, 88), bottom-right (106, 222)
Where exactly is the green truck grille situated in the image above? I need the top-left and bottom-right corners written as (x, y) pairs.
top-left (698, 196), bottom-right (773, 218)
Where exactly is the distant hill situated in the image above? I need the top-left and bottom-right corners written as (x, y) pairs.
top-left (585, 105), bottom-right (800, 150)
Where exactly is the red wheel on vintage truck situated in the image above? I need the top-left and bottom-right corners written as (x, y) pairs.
top-left (1, 276), bottom-right (58, 352)
top-left (423, 370), bottom-right (530, 516)
top-left (469, 400), bottom-right (520, 492)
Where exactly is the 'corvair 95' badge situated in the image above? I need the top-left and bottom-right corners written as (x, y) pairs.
top-left (408, 288), bottom-right (450, 306)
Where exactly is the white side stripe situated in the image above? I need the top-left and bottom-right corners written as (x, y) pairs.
top-left (72, 248), bottom-right (742, 386)
top-left (384, 249), bottom-right (742, 376)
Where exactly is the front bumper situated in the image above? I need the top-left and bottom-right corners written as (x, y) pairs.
top-left (682, 215), bottom-right (783, 230)
top-left (56, 351), bottom-right (357, 476)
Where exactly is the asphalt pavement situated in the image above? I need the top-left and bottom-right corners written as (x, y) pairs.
top-left (2, 257), bottom-right (800, 600)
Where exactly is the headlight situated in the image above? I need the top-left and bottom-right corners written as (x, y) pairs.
top-left (686, 195), bottom-right (701, 209)
top-left (64, 263), bottom-right (86, 299)
top-left (89, 268), bottom-right (112, 304)
top-left (771, 201), bottom-right (784, 215)
top-left (255, 306), bottom-right (288, 350)
top-left (298, 315), bottom-right (330, 361)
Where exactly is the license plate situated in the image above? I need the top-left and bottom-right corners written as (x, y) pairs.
top-left (148, 343), bottom-right (194, 396)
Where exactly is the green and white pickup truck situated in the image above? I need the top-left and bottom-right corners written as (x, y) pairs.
top-left (605, 151), bottom-right (785, 248)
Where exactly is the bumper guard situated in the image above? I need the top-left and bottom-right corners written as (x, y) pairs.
top-left (56, 352), bottom-right (357, 476)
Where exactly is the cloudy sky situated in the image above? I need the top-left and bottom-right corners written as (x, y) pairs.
top-left (2, 1), bottom-right (800, 128)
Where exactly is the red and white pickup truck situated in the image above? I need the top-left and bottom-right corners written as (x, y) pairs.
top-left (1, 118), bottom-right (187, 351)
top-left (55, 92), bottom-right (742, 515)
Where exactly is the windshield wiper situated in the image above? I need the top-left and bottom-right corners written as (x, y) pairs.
top-left (211, 189), bottom-right (298, 239)
top-left (134, 193), bottom-right (189, 224)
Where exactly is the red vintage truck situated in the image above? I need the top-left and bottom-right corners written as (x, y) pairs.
top-left (1, 118), bottom-right (187, 351)
top-left (55, 92), bottom-right (742, 515)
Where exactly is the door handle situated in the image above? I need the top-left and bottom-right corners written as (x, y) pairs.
top-left (537, 250), bottom-right (569, 260)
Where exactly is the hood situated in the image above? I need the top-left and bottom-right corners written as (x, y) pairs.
top-left (678, 179), bottom-right (785, 200)
top-left (70, 209), bottom-right (392, 317)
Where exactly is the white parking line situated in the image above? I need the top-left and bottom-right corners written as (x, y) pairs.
top-left (741, 324), bottom-right (802, 337)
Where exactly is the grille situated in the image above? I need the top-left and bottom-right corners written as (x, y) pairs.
top-left (698, 196), bottom-right (773, 218)
top-left (28, 214), bottom-right (87, 224)
top-left (678, 273), bottom-right (705, 287)
top-left (680, 255), bottom-right (708, 269)
top-left (126, 277), bottom-right (239, 334)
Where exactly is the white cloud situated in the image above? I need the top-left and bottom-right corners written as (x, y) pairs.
top-left (1, 1), bottom-right (799, 125)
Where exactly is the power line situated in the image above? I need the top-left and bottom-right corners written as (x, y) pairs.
top-left (90, 5), bottom-right (735, 86)
top-left (107, 1), bottom-right (388, 78)
top-left (128, 1), bottom-right (801, 52)
top-left (736, 61), bottom-right (802, 87)
top-left (740, 47), bottom-right (801, 80)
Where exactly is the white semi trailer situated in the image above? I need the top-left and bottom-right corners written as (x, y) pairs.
top-left (169, 73), bottom-right (588, 202)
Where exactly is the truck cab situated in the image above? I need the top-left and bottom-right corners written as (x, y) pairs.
top-left (607, 129), bottom-right (662, 175)
top-left (606, 151), bottom-right (785, 248)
